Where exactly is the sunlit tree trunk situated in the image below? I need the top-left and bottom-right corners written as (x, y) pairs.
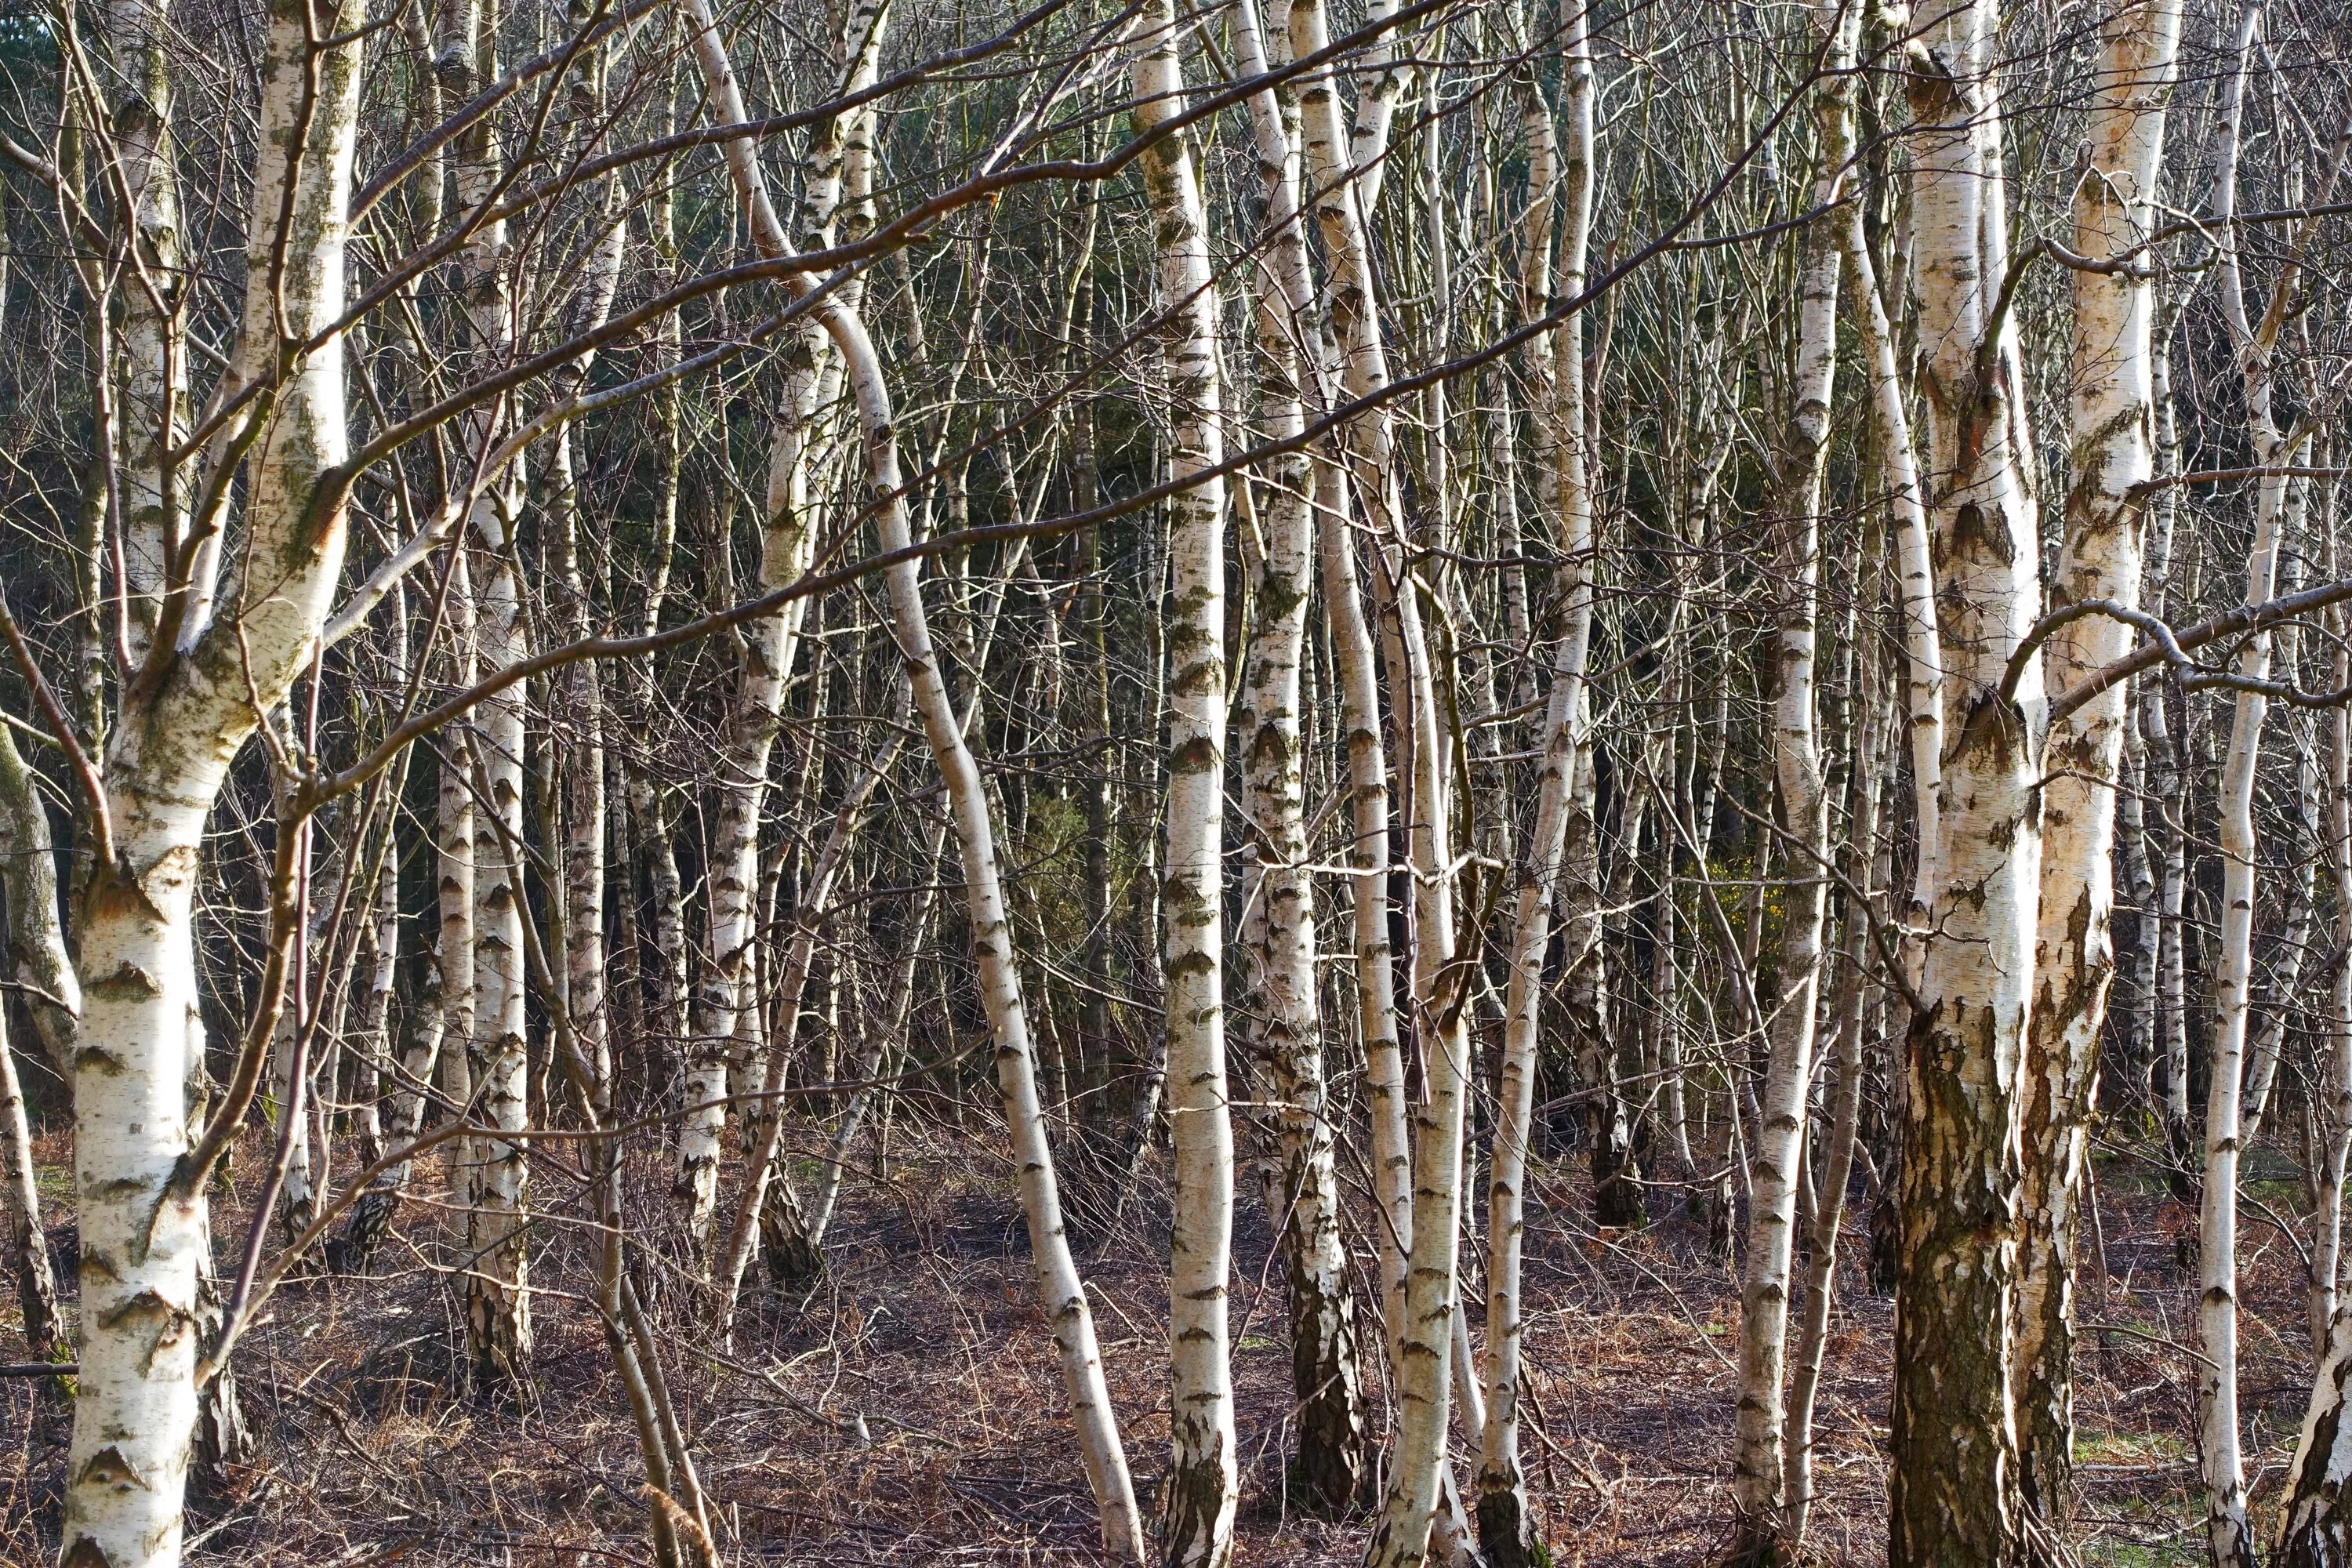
top-left (713, 709), bottom-right (904, 1321)
top-left (2195, 16), bottom-right (2325, 1557)
top-left (1287, 1), bottom-right (1479, 1559)
top-left (1784, 655), bottom-right (1886, 1550)
top-left (60, 0), bottom-right (368, 1555)
top-left (2015, 0), bottom-right (2182, 1543)
top-left (1889, 0), bottom-right (2043, 1559)
top-left (437, 0), bottom-right (533, 1400)
top-left (1477, 14), bottom-right (1592, 1561)
top-left (2140, 373), bottom-right (2192, 1169)
top-left (677, 5), bottom-right (1147, 1554)
top-left (109, 0), bottom-right (187, 662)
top-left (1131, 2), bottom-right (1236, 1557)
top-left (677, 0), bottom-right (887, 1247)
top-left (434, 554), bottom-right (478, 1211)
top-left (1835, 92), bottom-right (1942, 960)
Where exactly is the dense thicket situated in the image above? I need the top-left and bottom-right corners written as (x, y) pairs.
top-left (4, 0), bottom-right (2352, 1563)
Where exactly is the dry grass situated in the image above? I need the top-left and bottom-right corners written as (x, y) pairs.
top-left (0, 1115), bottom-right (2313, 1566)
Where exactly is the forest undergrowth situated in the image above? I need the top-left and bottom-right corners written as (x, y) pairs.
top-left (0, 1114), bottom-right (2281, 1566)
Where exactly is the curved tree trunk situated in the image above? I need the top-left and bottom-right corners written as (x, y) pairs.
top-left (677, 5), bottom-right (1148, 1555)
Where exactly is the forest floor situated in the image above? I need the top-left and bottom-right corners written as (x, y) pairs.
top-left (0, 1112), bottom-right (2318, 1566)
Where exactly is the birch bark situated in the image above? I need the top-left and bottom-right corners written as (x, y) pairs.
top-left (1230, 0), bottom-right (1365, 1512)
top-left (1128, 3), bottom-right (1236, 1557)
top-left (437, 0), bottom-right (533, 1399)
top-left (62, 0), bottom-right (368, 1554)
top-left (677, 0), bottom-right (887, 1246)
top-left (1728, 7), bottom-right (1849, 1543)
top-left (0, 989), bottom-right (60, 1362)
top-left (1478, 10), bottom-right (1593, 1560)
top-left (1889, 1), bottom-right (2045, 1559)
top-left (2282, 586), bottom-right (2352, 1564)
top-left (2198, 12), bottom-right (2323, 1555)
top-left (2016, 0), bottom-right (2182, 1541)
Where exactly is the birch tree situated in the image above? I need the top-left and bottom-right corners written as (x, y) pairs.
top-left (1890, 0), bottom-right (2047, 1556)
top-left (1727, 4), bottom-right (1851, 1550)
top-left (2016, 0), bottom-right (2183, 1541)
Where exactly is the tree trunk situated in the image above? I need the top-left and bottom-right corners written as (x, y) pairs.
top-left (677, 0), bottom-right (884, 1249)
top-left (2197, 14), bottom-right (2321, 1555)
top-left (1727, 9), bottom-right (1848, 1541)
top-left (2283, 586), bottom-right (2352, 1564)
top-left (1131, 3), bottom-right (1237, 1558)
top-left (0, 998), bottom-right (60, 1363)
top-left (2014, 0), bottom-right (2182, 1542)
top-left (1889, 2), bottom-right (2042, 1559)
top-left (1230, 0), bottom-right (1366, 1514)
top-left (1784, 672), bottom-right (1886, 1551)
top-left (677, 6), bottom-right (1149, 1554)
top-left (62, 0), bottom-right (367, 1552)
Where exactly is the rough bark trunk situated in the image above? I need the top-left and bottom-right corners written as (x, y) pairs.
top-left (1889, 2), bottom-right (2043, 1560)
top-left (2014, 0), bottom-right (2182, 1543)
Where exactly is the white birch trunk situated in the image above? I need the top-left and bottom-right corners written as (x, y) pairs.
top-left (676, 0), bottom-right (887, 1250)
top-left (435, 553), bottom-right (478, 1208)
top-left (1728, 9), bottom-right (1849, 1541)
top-left (2317, 590), bottom-right (2352, 1361)
top-left (2016, 0), bottom-right (2182, 1541)
top-left (63, 0), bottom-right (367, 1554)
top-left (1231, 0), bottom-right (1366, 1510)
top-left (1131, 5), bottom-right (1236, 1556)
top-left (1476, 13), bottom-right (1592, 1563)
top-left (2199, 13), bottom-right (2311, 1554)
top-left (1784, 690), bottom-right (1886, 1550)
top-left (109, 0), bottom-right (186, 663)
top-left (0, 723), bottom-right (78, 1072)
top-left (713, 710), bottom-right (905, 1322)
top-left (1889, 2), bottom-right (2044, 1558)
top-left (0, 992), bottom-right (60, 1361)
top-left (2281, 592), bottom-right (2352, 1565)
top-left (466, 534), bottom-right (533, 1400)
top-left (1839, 162), bottom-right (1941, 946)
